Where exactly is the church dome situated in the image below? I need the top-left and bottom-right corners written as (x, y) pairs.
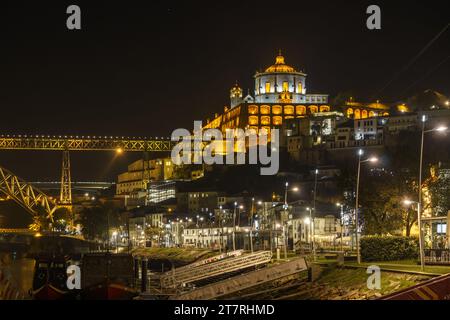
top-left (264, 52), bottom-right (296, 73)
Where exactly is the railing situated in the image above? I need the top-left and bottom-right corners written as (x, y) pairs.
top-left (424, 249), bottom-right (450, 264)
top-left (160, 250), bottom-right (272, 288)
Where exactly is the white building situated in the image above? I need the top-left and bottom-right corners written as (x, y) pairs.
top-left (252, 51), bottom-right (328, 105)
top-left (183, 226), bottom-right (233, 249)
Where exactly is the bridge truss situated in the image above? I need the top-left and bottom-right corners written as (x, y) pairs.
top-left (0, 135), bottom-right (173, 206)
top-left (0, 165), bottom-right (58, 230)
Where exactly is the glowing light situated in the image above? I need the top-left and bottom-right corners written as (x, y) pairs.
top-left (303, 217), bottom-right (311, 225)
top-left (116, 148), bottom-right (123, 154)
top-left (435, 126), bottom-right (448, 132)
top-left (369, 157), bottom-right (378, 162)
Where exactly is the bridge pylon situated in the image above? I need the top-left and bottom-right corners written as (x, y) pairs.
top-left (59, 149), bottom-right (72, 210)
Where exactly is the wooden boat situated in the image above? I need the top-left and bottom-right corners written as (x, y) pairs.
top-left (32, 254), bottom-right (71, 300)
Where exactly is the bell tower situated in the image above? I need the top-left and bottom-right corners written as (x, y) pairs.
top-left (230, 81), bottom-right (243, 108)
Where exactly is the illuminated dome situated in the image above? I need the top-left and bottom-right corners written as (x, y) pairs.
top-left (264, 52), bottom-right (296, 73)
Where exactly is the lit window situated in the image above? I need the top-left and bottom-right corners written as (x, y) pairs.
top-left (437, 223), bottom-right (447, 234)
top-left (261, 116), bottom-right (270, 125)
top-left (272, 105), bottom-right (282, 115)
top-left (248, 116), bottom-right (258, 125)
top-left (265, 82), bottom-right (271, 93)
top-left (320, 105), bottom-right (330, 112)
top-left (284, 105), bottom-right (294, 115)
top-left (272, 116), bottom-right (282, 126)
top-left (260, 105), bottom-right (270, 114)
top-left (297, 82), bottom-right (302, 93)
top-left (309, 105), bottom-right (318, 113)
top-left (282, 81), bottom-right (289, 92)
top-left (248, 105), bottom-right (258, 114)
top-left (296, 105), bottom-right (306, 115)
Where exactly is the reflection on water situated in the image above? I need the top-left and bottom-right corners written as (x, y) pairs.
top-left (1, 252), bottom-right (35, 296)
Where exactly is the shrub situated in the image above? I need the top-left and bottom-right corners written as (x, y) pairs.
top-left (360, 236), bottom-right (419, 262)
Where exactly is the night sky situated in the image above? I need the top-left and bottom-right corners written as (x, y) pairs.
top-left (0, 0), bottom-right (449, 181)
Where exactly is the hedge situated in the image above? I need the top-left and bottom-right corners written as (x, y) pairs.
top-left (360, 236), bottom-right (419, 262)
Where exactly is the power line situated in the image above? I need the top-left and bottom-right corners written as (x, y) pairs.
top-left (397, 54), bottom-right (450, 99)
top-left (371, 22), bottom-right (449, 100)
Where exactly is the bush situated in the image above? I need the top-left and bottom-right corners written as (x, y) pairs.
top-left (360, 236), bottom-right (419, 262)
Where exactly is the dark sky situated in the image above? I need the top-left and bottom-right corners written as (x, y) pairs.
top-left (0, 0), bottom-right (449, 181)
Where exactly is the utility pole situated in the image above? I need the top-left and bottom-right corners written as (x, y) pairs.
top-left (312, 169), bottom-right (318, 261)
top-left (250, 198), bottom-right (254, 253)
top-left (233, 202), bottom-right (237, 251)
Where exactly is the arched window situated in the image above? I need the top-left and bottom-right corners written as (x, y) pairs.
top-left (369, 111), bottom-right (375, 118)
top-left (272, 105), bottom-right (282, 115)
top-left (284, 105), bottom-right (294, 115)
top-left (297, 82), bottom-right (303, 93)
top-left (260, 105), bottom-right (270, 114)
top-left (248, 105), bottom-right (258, 114)
top-left (261, 116), bottom-right (270, 125)
top-left (361, 110), bottom-right (368, 119)
top-left (309, 105), bottom-right (318, 113)
top-left (248, 116), bottom-right (258, 125)
top-left (354, 109), bottom-right (361, 119)
top-left (296, 105), bottom-right (306, 115)
top-left (320, 105), bottom-right (330, 112)
top-left (272, 116), bottom-right (282, 126)
top-left (347, 108), bottom-right (354, 118)
top-left (265, 82), bottom-right (271, 93)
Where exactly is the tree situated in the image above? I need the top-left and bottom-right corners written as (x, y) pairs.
top-left (358, 171), bottom-right (416, 236)
top-left (427, 171), bottom-right (450, 216)
top-left (52, 207), bottom-right (72, 232)
top-left (76, 202), bottom-right (121, 241)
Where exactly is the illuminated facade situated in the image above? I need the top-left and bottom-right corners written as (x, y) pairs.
top-left (341, 98), bottom-right (411, 120)
top-left (116, 158), bottom-right (174, 195)
top-left (204, 52), bottom-right (331, 135)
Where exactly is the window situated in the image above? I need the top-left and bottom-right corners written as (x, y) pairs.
top-left (437, 223), bottom-right (447, 234)
top-left (272, 105), bottom-right (282, 115)
top-left (260, 105), bottom-right (270, 114)
top-left (282, 81), bottom-right (289, 92)
top-left (296, 105), bottom-right (306, 115)
top-left (272, 116), bottom-right (282, 126)
top-left (248, 116), bottom-right (258, 125)
top-left (297, 82), bottom-right (302, 93)
top-left (284, 105), bottom-right (294, 115)
top-left (265, 82), bottom-right (271, 93)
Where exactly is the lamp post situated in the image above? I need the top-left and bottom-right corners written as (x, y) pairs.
top-left (250, 198), bottom-right (255, 253)
top-left (355, 149), bottom-right (378, 264)
top-left (312, 169), bottom-right (318, 261)
top-left (417, 117), bottom-right (447, 270)
top-left (283, 183), bottom-right (299, 259)
top-left (304, 216), bottom-right (311, 247)
top-left (306, 207), bottom-right (312, 250)
top-left (219, 205), bottom-right (223, 253)
top-left (336, 203), bottom-right (344, 252)
top-left (403, 199), bottom-right (424, 270)
top-left (233, 202), bottom-right (237, 251)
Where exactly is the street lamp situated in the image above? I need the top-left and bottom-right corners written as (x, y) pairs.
top-left (306, 207), bottom-right (313, 250)
top-left (336, 203), bottom-right (344, 252)
top-left (283, 183), bottom-right (299, 259)
top-left (355, 149), bottom-right (378, 264)
top-left (403, 199), bottom-right (425, 270)
top-left (418, 116), bottom-right (448, 268)
top-left (312, 168), bottom-right (319, 261)
top-left (233, 202), bottom-right (237, 251)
